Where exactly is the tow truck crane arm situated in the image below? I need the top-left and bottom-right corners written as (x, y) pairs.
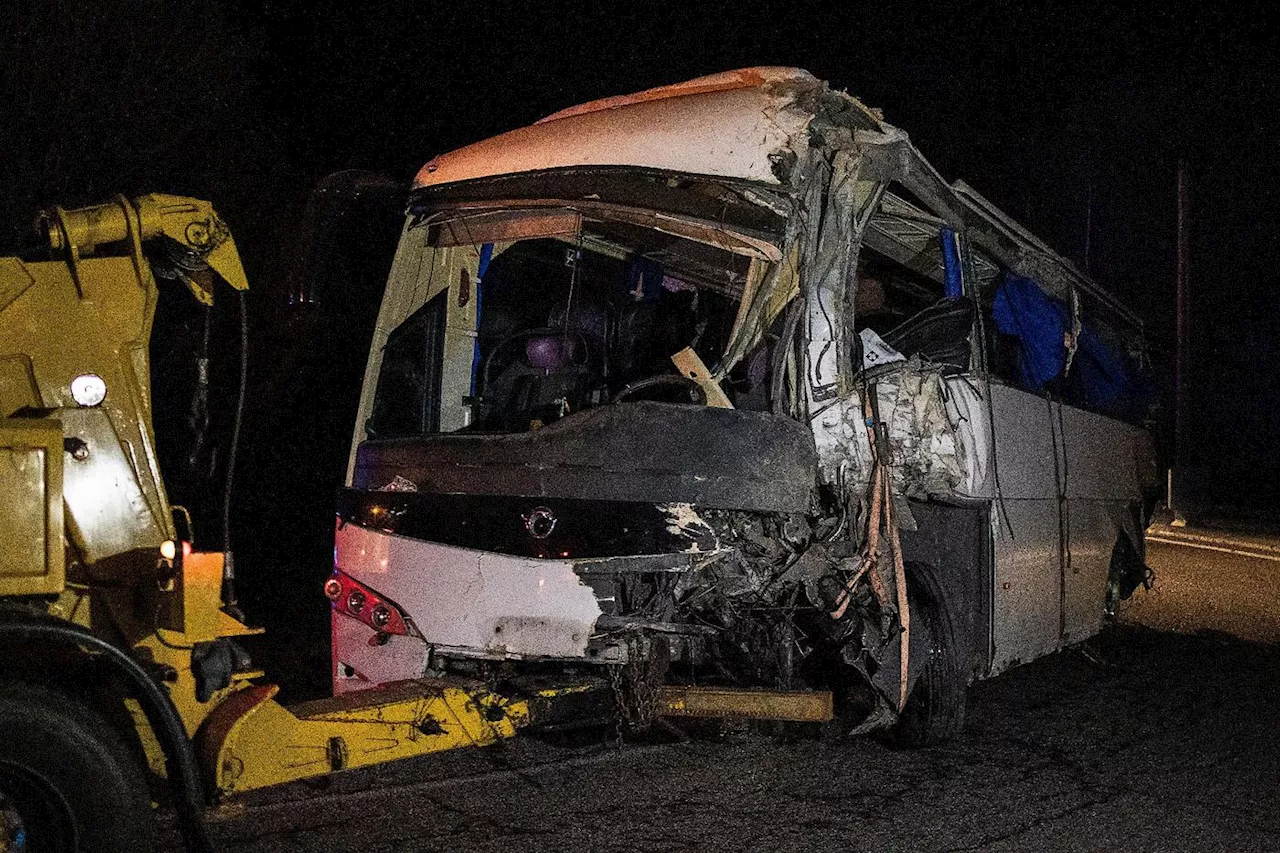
top-left (40, 192), bottom-right (249, 303)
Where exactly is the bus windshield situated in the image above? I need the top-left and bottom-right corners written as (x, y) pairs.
top-left (365, 203), bottom-right (782, 438)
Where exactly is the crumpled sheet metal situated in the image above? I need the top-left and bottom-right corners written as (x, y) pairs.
top-left (415, 68), bottom-right (832, 190)
top-left (943, 377), bottom-right (993, 498)
top-left (811, 359), bottom-right (990, 501)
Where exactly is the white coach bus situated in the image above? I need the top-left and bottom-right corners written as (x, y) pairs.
top-left (327, 68), bottom-right (1158, 744)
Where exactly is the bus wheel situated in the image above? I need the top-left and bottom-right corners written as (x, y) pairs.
top-left (0, 683), bottom-right (152, 853)
top-left (884, 563), bottom-right (967, 748)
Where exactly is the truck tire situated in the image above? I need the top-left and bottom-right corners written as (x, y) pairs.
top-left (884, 563), bottom-right (967, 748)
top-left (0, 682), bottom-right (153, 853)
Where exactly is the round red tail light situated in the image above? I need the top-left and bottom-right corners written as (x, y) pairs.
top-left (326, 569), bottom-right (418, 638)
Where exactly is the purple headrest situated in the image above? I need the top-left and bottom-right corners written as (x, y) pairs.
top-left (525, 335), bottom-right (574, 370)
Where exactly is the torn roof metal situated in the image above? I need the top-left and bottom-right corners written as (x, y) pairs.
top-left (413, 67), bottom-right (882, 189)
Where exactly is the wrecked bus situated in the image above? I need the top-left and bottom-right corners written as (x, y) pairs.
top-left (329, 67), bottom-right (1158, 743)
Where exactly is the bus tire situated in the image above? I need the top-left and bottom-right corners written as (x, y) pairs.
top-left (884, 563), bottom-right (967, 748)
top-left (0, 682), bottom-right (153, 853)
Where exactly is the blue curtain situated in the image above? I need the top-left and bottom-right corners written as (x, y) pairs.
top-left (991, 273), bottom-right (1071, 391)
top-left (992, 273), bottom-right (1148, 419)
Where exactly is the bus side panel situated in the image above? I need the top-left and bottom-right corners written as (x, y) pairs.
top-left (1061, 498), bottom-right (1127, 643)
top-left (1059, 403), bottom-right (1148, 643)
top-left (1059, 404), bottom-right (1141, 501)
top-left (987, 384), bottom-right (1061, 674)
top-left (990, 499), bottom-right (1061, 674)
top-left (986, 385), bottom-right (1059, 500)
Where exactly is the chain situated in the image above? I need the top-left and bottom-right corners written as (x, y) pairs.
top-left (608, 663), bottom-right (628, 747)
top-left (608, 636), bottom-right (669, 739)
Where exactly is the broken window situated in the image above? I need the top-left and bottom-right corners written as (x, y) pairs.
top-left (980, 272), bottom-right (1027, 386)
top-left (367, 290), bottom-right (448, 438)
top-left (853, 245), bottom-right (973, 374)
top-left (1068, 292), bottom-right (1153, 423)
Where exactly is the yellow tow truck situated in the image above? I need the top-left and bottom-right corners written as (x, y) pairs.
top-left (0, 195), bottom-right (598, 853)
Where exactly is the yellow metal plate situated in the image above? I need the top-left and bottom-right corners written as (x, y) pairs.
top-left (199, 679), bottom-right (533, 796)
top-left (0, 418), bottom-right (64, 596)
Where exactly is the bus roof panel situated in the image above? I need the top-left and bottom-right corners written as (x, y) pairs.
top-left (413, 67), bottom-right (880, 190)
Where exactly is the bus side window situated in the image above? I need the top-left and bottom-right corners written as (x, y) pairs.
top-left (853, 246), bottom-right (973, 372)
top-left (1070, 294), bottom-right (1152, 424)
top-left (989, 325), bottom-right (1023, 384)
top-left (981, 271), bottom-right (1074, 393)
top-left (853, 251), bottom-right (941, 337)
top-left (367, 290), bottom-right (448, 439)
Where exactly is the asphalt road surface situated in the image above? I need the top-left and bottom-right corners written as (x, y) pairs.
top-left (164, 539), bottom-right (1280, 852)
top-left (1121, 538), bottom-right (1280, 643)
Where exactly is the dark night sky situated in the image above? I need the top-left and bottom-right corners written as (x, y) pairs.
top-left (4, 0), bottom-right (1278, 516)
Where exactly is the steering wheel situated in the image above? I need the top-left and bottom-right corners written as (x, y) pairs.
top-left (610, 374), bottom-right (707, 405)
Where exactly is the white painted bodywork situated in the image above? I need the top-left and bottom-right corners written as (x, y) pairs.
top-left (334, 520), bottom-right (603, 665)
top-left (412, 68), bottom-right (845, 190)
top-left (945, 377), bottom-right (994, 499)
top-left (331, 612), bottom-right (430, 695)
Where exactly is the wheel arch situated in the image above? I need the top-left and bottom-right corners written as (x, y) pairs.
top-left (0, 604), bottom-right (213, 853)
top-left (896, 499), bottom-right (991, 680)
